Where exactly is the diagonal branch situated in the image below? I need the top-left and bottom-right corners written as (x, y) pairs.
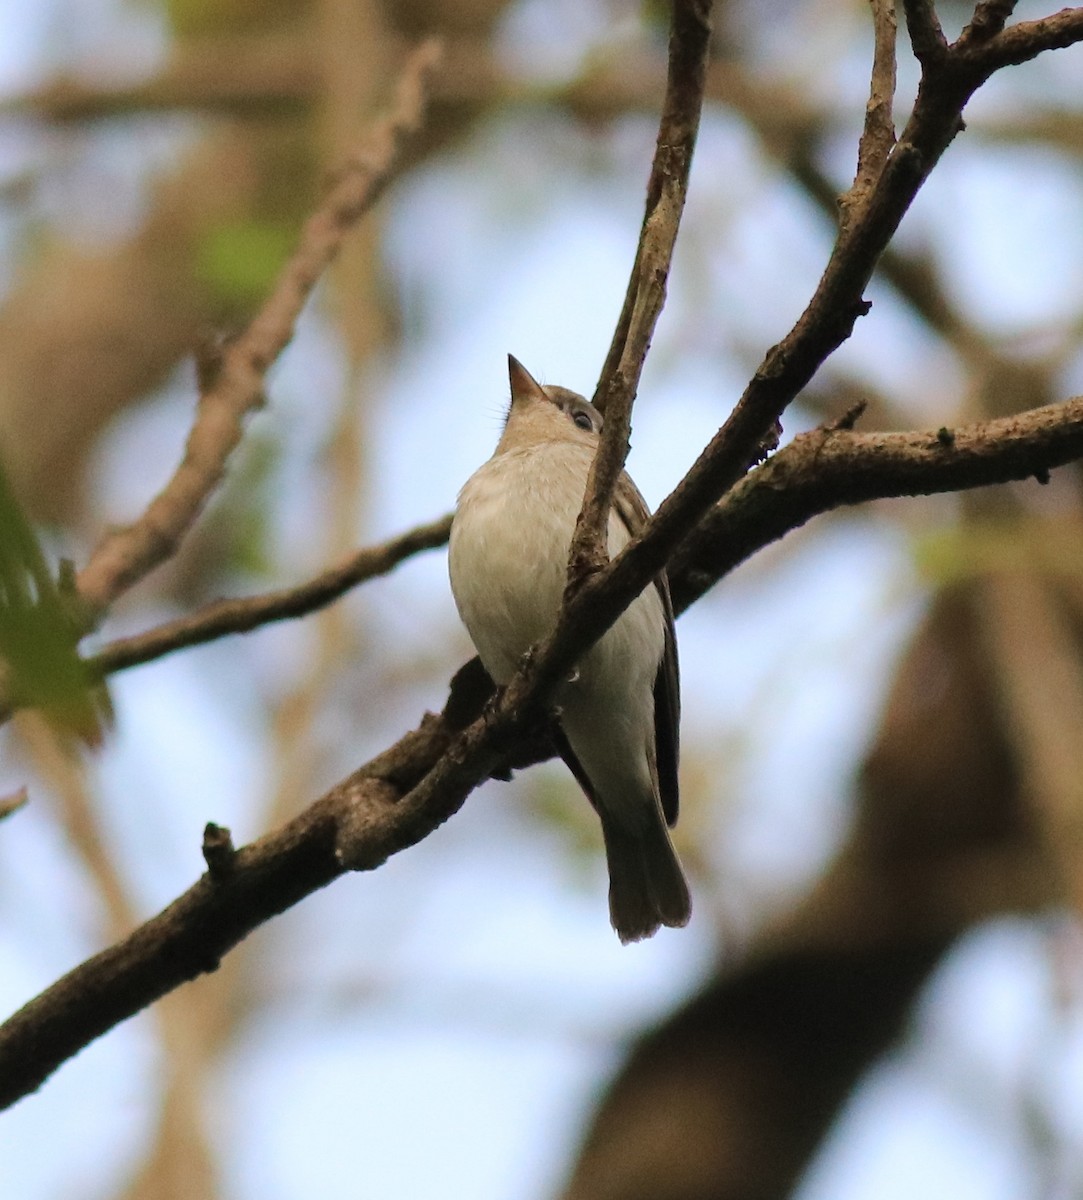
top-left (73, 40), bottom-right (440, 619)
top-left (961, 6), bottom-right (1083, 69)
top-left (593, 0), bottom-right (714, 412)
top-left (0, 514), bottom-right (451, 727)
top-left (7, 5), bottom-right (1083, 1113)
top-left (669, 397), bottom-right (1083, 612)
top-left (652, 2), bottom-right (1083, 517)
top-left (6, 393), bottom-right (1083, 1108)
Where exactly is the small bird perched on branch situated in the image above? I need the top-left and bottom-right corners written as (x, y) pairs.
top-left (448, 355), bottom-right (691, 942)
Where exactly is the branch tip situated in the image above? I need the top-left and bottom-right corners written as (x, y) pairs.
top-left (829, 400), bottom-right (869, 432)
top-left (202, 822), bottom-right (236, 878)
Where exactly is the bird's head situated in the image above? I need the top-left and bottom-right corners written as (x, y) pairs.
top-left (497, 355), bottom-right (602, 454)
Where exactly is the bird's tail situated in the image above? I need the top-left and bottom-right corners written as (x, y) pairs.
top-left (599, 812), bottom-right (692, 944)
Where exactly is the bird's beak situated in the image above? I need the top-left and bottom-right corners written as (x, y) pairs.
top-left (507, 354), bottom-right (548, 410)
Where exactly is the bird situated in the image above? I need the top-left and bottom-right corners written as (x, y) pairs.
top-left (448, 354), bottom-right (691, 943)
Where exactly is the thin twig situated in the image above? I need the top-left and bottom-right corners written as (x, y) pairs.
top-left (843, 0), bottom-right (898, 227)
top-left (89, 515), bottom-right (451, 677)
top-left (569, 0), bottom-right (713, 583)
top-left (74, 40), bottom-right (441, 619)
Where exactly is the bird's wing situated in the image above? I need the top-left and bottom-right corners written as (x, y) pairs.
top-left (614, 473), bottom-right (681, 826)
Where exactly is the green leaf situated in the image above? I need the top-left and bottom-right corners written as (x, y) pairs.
top-left (0, 460), bottom-right (111, 744)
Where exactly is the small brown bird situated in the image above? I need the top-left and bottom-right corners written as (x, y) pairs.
top-left (448, 355), bottom-right (691, 942)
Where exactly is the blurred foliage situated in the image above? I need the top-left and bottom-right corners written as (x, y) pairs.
top-left (4, 1), bottom-right (1083, 1196)
top-left (530, 768), bottom-right (607, 864)
top-left (195, 218), bottom-right (298, 308)
top-left (164, 0), bottom-right (305, 38)
top-left (914, 516), bottom-right (1083, 587)
top-left (0, 457), bottom-right (110, 745)
top-left (253, 132), bottom-right (321, 222)
top-left (206, 431), bottom-right (280, 582)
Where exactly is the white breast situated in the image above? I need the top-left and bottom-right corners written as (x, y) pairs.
top-left (448, 442), bottom-right (663, 692)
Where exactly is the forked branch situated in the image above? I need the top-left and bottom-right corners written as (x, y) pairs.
top-left (5, 3), bottom-right (1083, 1112)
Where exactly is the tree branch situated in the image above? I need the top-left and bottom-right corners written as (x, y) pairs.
top-left (73, 40), bottom-right (440, 619)
top-left (89, 514), bottom-right (452, 676)
top-left (843, 0), bottom-right (898, 227)
top-left (7, 7), bottom-right (1083, 1112)
top-left (963, 6), bottom-right (1083, 70)
top-left (6, 390), bottom-right (1083, 1109)
top-left (646, 1), bottom-right (1083, 514)
top-left (901, 0), bottom-right (948, 67)
top-left (959, 0), bottom-right (1019, 46)
top-left (571, 0), bottom-right (712, 580)
top-left (670, 396), bottom-right (1083, 612)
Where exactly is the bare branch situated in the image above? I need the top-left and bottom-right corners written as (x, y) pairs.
top-left (570, 0), bottom-right (713, 582)
top-left (959, 0), bottom-right (1019, 46)
top-left (10, 7), bottom-right (1083, 1112)
top-left (670, 396), bottom-right (1083, 612)
top-left (670, 3), bottom-right (1083, 507)
top-left (73, 40), bottom-right (440, 619)
top-left (901, 0), bottom-right (948, 66)
top-left (843, 0), bottom-right (898, 226)
top-left (6, 390), bottom-right (1083, 1107)
top-left (593, 0), bottom-right (714, 411)
top-left (961, 7), bottom-right (1083, 70)
top-left (89, 515), bottom-right (452, 677)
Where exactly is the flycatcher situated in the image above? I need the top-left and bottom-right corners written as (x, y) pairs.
top-left (448, 355), bottom-right (691, 942)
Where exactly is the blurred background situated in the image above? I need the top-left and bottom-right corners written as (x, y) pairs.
top-left (2, 0), bottom-right (1083, 1197)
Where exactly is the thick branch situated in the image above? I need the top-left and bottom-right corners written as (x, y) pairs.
top-left (670, 396), bottom-right (1083, 612)
top-left (5, 391), bottom-right (1083, 1109)
top-left (7, 8), bottom-right (1083, 1112)
top-left (0, 709), bottom-right (453, 1109)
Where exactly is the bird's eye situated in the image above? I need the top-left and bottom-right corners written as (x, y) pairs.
top-left (572, 411), bottom-right (595, 432)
